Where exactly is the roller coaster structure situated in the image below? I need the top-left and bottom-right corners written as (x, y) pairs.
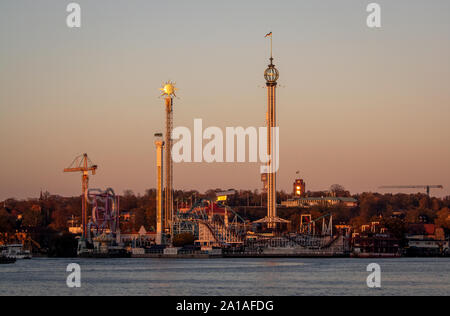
top-left (86, 188), bottom-right (119, 243)
top-left (173, 199), bottom-right (248, 247)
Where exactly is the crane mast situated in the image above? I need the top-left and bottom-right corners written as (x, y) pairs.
top-left (380, 185), bottom-right (443, 197)
top-left (64, 153), bottom-right (98, 239)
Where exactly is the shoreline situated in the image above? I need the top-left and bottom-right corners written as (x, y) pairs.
top-left (25, 253), bottom-right (449, 259)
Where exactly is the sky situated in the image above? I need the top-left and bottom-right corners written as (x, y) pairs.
top-left (1, 0), bottom-right (450, 200)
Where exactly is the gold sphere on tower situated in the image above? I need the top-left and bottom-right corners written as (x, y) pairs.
top-left (264, 61), bottom-right (279, 83)
top-left (160, 81), bottom-right (177, 98)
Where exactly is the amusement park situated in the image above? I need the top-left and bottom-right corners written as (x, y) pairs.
top-left (58, 35), bottom-right (354, 259)
top-left (2, 1), bottom-right (450, 300)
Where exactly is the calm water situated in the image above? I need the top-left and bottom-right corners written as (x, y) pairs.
top-left (1, 257), bottom-right (449, 296)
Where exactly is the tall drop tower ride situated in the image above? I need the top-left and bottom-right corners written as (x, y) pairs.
top-left (160, 82), bottom-right (177, 240)
top-left (264, 33), bottom-right (278, 225)
top-left (256, 32), bottom-right (289, 230)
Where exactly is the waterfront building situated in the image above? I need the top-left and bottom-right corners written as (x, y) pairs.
top-left (281, 197), bottom-right (358, 208)
top-left (293, 179), bottom-right (306, 197)
top-left (351, 234), bottom-right (401, 258)
top-left (119, 226), bottom-right (156, 248)
top-left (406, 224), bottom-right (449, 256)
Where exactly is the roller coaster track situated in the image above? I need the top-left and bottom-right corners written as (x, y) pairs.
top-left (246, 233), bottom-right (342, 251)
top-left (285, 233), bottom-right (341, 249)
top-left (175, 198), bottom-right (245, 246)
top-left (201, 221), bottom-right (243, 245)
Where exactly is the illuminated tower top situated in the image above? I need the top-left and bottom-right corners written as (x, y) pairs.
top-left (160, 81), bottom-right (177, 98)
top-left (264, 60), bottom-right (279, 84)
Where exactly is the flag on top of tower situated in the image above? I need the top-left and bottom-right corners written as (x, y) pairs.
top-left (265, 32), bottom-right (272, 38)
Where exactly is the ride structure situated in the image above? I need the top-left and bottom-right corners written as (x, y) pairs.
top-left (237, 213), bottom-right (348, 257)
top-left (86, 188), bottom-right (120, 242)
top-left (255, 32), bottom-right (290, 231)
top-left (160, 82), bottom-right (177, 243)
top-left (154, 133), bottom-right (165, 245)
top-left (173, 199), bottom-right (248, 248)
top-left (300, 213), bottom-right (333, 236)
top-left (77, 188), bottom-right (127, 257)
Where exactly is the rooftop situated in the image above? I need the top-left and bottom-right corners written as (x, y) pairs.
top-left (299, 197), bottom-right (357, 202)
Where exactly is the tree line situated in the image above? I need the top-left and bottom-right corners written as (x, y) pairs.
top-left (1, 188), bottom-right (450, 240)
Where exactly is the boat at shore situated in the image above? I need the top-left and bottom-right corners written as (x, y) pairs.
top-left (0, 246), bottom-right (17, 264)
top-left (0, 256), bottom-right (16, 264)
top-left (77, 238), bottom-right (130, 258)
top-left (350, 252), bottom-right (402, 258)
top-left (2, 244), bottom-right (32, 260)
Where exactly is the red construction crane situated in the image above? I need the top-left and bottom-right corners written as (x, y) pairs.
top-left (379, 185), bottom-right (443, 197)
top-left (64, 153), bottom-right (98, 239)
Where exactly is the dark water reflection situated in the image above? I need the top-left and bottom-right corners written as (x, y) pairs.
top-left (1, 258), bottom-right (449, 296)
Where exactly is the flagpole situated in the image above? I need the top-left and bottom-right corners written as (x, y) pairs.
top-left (271, 35), bottom-right (273, 60)
top-left (265, 32), bottom-right (273, 63)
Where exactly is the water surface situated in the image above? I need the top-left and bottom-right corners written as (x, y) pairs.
top-left (1, 258), bottom-right (449, 296)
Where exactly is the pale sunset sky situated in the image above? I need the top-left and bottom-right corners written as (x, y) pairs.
top-left (1, 0), bottom-right (449, 199)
